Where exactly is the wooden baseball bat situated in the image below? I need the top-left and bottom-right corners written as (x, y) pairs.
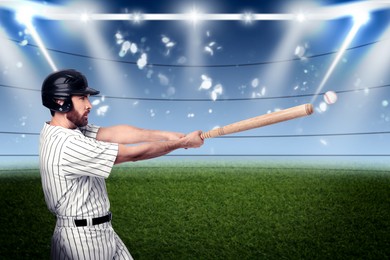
top-left (200, 103), bottom-right (314, 139)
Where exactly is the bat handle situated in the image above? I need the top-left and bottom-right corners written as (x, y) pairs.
top-left (200, 127), bottom-right (224, 139)
top-left (200, 132), bottom-right (207, 140)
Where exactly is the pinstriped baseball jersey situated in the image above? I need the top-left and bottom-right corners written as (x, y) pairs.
top-left (39, 123), bottom-right (117, 218)
top-left (39, 122), bottom-right (133, 259)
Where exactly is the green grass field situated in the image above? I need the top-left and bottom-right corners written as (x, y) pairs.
top-left (0, 163), bottom-right (389, 259)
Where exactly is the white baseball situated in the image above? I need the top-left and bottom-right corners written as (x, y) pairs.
top-left (324, 91), bottom-right (337, 104)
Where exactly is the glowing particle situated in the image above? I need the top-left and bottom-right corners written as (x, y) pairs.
top-left (354, 78), bottom-right (361, 87)
top-left (166, 42), bottom-right (175, 48)
top-left (177, 56), bottom-right (187, 64)
top-left (166, 86), bottom-right (175, 96)
top-left (19, 116), bottom-right (27, 126)
top-left (137, 53), bottom-right (147, 69)
top-left (158, 73), bottom-right (169, 86)
top-left (91, 99), bottom-right (100, 106)
top-left (115, 32), bottom-right (123, 40)
top-left (162, 36), bottom-right (170, 44)
top-left (251, 78), bottom-right (259, 88)
top-left (204, 41), bottom-right (221, 56)
top-left (118, 41), bottom-right (131, 57)
top-left (294, 45), bottom-right (305, 58)
top-left (130, 43), bottom-right (138, 54)
top-left (211, 84), bottom-right (223, 101)
top-left (97, 105), bottom-right (109, 116)
top-left (260, 86), bottom-right (266, 96)
top-left (204, 46), bottom-right (214, 56)
top-left (123, 41), bottom-right (131, 50)
top-left (119, 50), bottom-right (126, 57)
top-left (319, 102), bottom-right (328, 112)
top-left (150, 109), bottom-right (155, 117)
top-left (213, 84), bottom-right (223, 95)
top-left (19, 39), bottom-right (28, 46)
top-left (199, 74), bottom-right (212, 90)
top-left (162, 35), bottom-right (175, 54)
top-left (211, 92), bottom-right (217, 101)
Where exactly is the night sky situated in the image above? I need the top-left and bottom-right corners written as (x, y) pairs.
top-left (0, 0), bottom-right (389, 167)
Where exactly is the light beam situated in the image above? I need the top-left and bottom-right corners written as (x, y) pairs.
top-left (25, 22), bottom-right (58, 72)
top-left (15, 11), bottom-right (58, 72)
top-left (311, 15), bottom-right (368, 103)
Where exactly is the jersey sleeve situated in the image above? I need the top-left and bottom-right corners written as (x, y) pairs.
top-left (60, 134), bottom-right (118, 179)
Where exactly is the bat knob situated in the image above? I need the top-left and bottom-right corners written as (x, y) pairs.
top-left (305, 104), bottom-right (314, 115)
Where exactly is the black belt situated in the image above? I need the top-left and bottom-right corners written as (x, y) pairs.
top-left (74, 213), bottom-right (112, 227)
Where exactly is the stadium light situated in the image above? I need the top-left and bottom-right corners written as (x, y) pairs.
top-left (353, 11), bottom-right (370, 26)
top-left (15, 8), bottom-right (34, 25)
top-left (188, 7), bottom-right (201, 25)
top-left (241, 12), bottom-right (255, 24)
top-left (1, 0), bottom-right (388, 23)
top-left (80, 13), bottom-right (90, 22)
top-left (132, 12), bottom-right (143, 24)
top-left (296, 12), bottom-right (306, 23)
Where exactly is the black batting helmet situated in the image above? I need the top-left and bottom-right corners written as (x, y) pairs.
top-left (41, 69), bottom-right (100, 113)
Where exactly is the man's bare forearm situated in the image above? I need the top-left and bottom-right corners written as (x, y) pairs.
top-left (97, 125), bottom-right (184, 144)
top-left (115, 140), bottom-right (180, 164)
top-left (114, 130), bottom-right (203, 164)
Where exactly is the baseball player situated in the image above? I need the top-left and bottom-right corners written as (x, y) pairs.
top-left (39, 69), bottom-right (203, 259)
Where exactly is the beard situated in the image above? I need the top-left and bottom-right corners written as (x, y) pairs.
top-left (67, 109), bottom-right (89, 128)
